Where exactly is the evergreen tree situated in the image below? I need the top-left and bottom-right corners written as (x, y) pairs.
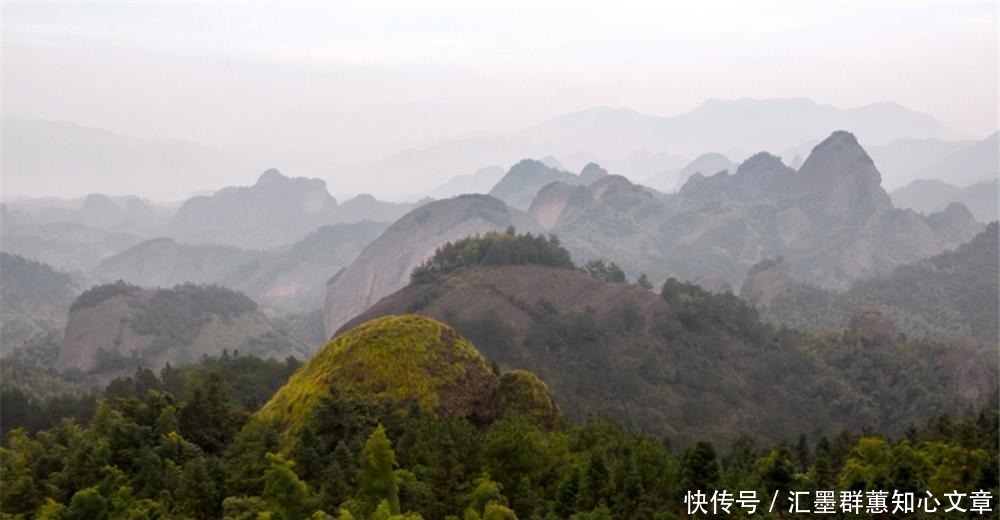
top-left (681, 441), bottom-right (720, 493)
top-left (795, 434), bottom-right (811, 472)
top-left (223, 417), bottom-right (280, 496)
top-left (555, 468), bottom-right (580, 517)
top-left (810, 437), bottom-right (836, 488)
top-left (359, 424), bottom-right (400, 515)
top-left (757, 447), bottom-right (796, 495)
top-left (176, 456), bottom-right (220, 518)
top-left (636, 273), bottom-right (653, 290)
top-left (292, 422), bottom-right (326, 482)
top-left (577, 451), bottom-right (608, 511)
top-left (262, 452), bottom-right (313, 518)
top-left (178, 372), bottom-right (238, 454)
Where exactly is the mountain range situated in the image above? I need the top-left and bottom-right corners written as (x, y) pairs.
top-left (535, 132), bottom-right (981, 289)
top-left (168, 169), bottom-right (420, 249)
top-left (338, 234), bottom-right (993, 444)
top-left (891, 178), bottom-right (998, 223)
top-left (317, 130), bottom-right (985, 337)
top-left (758, 222), bottom-right (999, 347)
top-left (5, 99), bottom-right (979, 201)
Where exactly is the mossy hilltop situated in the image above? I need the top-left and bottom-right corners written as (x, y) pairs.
top-left (257, 314), bottom-right (557, 444)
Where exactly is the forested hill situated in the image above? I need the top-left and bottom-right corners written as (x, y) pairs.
top-left (0, 253), bottom-right (80, 353)
top-left (1, 311), bottom-right (995, 520)
top-left (57, 281), bottom-right (311, 382)
top-left (343, 233), bottom-right (995, 446)
top-left (761, 221), bottom-right (999, 346)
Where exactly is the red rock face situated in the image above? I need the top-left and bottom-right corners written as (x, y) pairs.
top-left (57, 284), bottom-right (309, 382)
top-left (323, 195), bottom-right (540, 337)
top-left (739, 260), bottom-right (794, 307)
top-left (57, 289), bottom-right (156, 373)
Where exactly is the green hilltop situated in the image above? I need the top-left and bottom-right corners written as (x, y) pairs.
top-left (257, 314), bottom-right (555, 444)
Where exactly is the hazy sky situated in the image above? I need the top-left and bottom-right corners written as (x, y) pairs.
top-left (2, 1), bottom-right (998, 198)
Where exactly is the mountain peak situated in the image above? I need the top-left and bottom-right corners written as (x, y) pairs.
top-left (579, 162), bottom-right (610, 184)
top-left (256, 168), bottom-right (287, 185)
top-left (736, 152), bottom-right (785, 176)
top-left (489, 159), bottom-right (579, 210)
top-left (797, 130), bottom-right (891, 220)
top-left (258, 315), bottom-right (505, 442)
top-left (821, 130), bottom-right (862, 148)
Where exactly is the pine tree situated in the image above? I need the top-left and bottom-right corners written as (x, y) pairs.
top-left (358, 424), bottom-right (400, 515)
top-left (636, 273), bottom-right (653, 290)
top-left (262, 452), bottom-right (313, 518)
top-left (333, 439), bottom-right (358, 482)
top-left (795, 434), bottom-right (811, 472)
top-left (223, 417), bottom-right (280, 496)
top-left (577, 451), bottom-right (608, 510)
top-left (681, 441), bottom-right (720, 493)
top-left (511, 476), bottom-right (538, 519)
top-left (320, 462), bottom-right (350, 512)
top-left (176, 457), bottom-right (220, 518)
top-left (292, 423), bottom-right (326, 482)
top-left (555, 467), bottom-right (580, 517)
top-left (758, 447), bottom-right (796, 495)
top-left (178, 372), bottom-right (237, 454)
top-left (811, 437), bottom-right (836, 489)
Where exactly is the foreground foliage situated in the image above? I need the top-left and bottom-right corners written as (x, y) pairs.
top-left (1, 352), bottom-right (996, 519)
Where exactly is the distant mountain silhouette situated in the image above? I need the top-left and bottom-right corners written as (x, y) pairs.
top-left (169, 169), bottom-right (422, 248)
top-left (528, 131), bottom-right (981, 290)
top-left (357, 99), bottom-right (967, 197)
top-left (892, 178), bottom-right (998, 223)
top-left (642, 152), bottom-right (737, 193)
top-left (913, 132), bottom-right (999, 186)
top-left (488, 159), bottom-right (585, 209)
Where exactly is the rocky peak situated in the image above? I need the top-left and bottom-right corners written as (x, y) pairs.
top-left (255, 168), bottom-right (287, 185)
top-left (796, 131), bottom-right (892, 220)
top-left (528, 182), bottom-right (589, 230)
top-left (579, 162), bottom-right (610, 184)
top-left (736, 152), bottom-right (785, 176)
top-left (323, 195), bottom-right (539, 335)
top-left (678, 152), bottom-right (795, 204)
top-left (505, 159), bottom-right (552, 180)
top-left (81, 193), bottom-right (119, 211)
top-left (80, 193), bottom-right (127, 229)
top-left (674, 153), bottom-right (737, 191)
top-left (490, 159), bottom-right (579, 210)
top-left (926, 202), bottom-right (981, 243)
top-left (731, 152), bottom-right (797, 200)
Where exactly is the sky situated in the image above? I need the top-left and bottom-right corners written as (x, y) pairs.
top-left (1, 1), bottom-right (998, 199)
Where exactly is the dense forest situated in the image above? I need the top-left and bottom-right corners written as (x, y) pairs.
top-left (410, 229), bottom-right (574, 285)
top-left (2, 234), bottom-right (997, 519)
top-left (1, 347), bottom-right (996, 519)
top-left (764, 223), bottom-right (999, 347)
top-left (345, 234), bottom-right (995, 446)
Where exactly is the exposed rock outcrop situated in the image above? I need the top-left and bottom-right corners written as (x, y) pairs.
top-left (323, 195), bottom-right (539, 336)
